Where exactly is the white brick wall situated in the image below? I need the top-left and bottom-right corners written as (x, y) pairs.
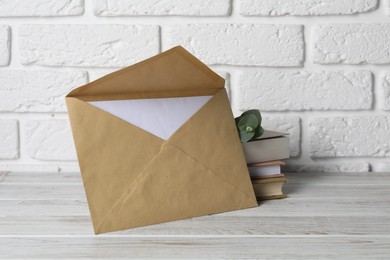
top-left (382, 73), bottom-right (390, 110)
top-left (166, 24), bottom-right (304, 66)
top-left (0, 25), bottom-right (10, 65)
top-left (0, 0), bottom-right (83, 17)
top-left (0, 120), bottom-right (19, 159)
top-left (240, 0), bottom-right (378, 16)
top-left (237, 70), bottom-right (372, 111)
top-left (0, 70), bottom-right (87, 112)
top-left (24, 120), bottom-right (76, 161)
top-left (0, 0), bottom-right (389, 172)
top-left (313, 24), bottom-right (390, 64)
top-left (93, 0), bottom-right (231, 16)
top-left (310, 116), bottom-right (390, 157)
top-left (19, 24), bottom-right (160, 67)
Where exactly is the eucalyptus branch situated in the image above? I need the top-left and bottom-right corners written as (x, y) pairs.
top-left (235, 109), bottom-right (264, 143)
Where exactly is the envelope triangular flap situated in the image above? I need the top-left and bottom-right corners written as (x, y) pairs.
top-left (66, 97), bottom-right (164, 229)
top-left (167, 89), bottom-right (257, 201)
top-left (95, 143), bottom-right (256, 234)
top-left (67, 46), bottom-right (225, 101)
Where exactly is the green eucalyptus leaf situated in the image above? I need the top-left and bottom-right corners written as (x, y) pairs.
top-left (238, 114), bottom-right (259, 129)
top-left (234, 109), bottom-right (264, 143)
top-left (241, 109), bottom-right (262, 125)
top-left (239, 124), bottom-right (248, 131)
top-left (255, 125), bottom-right (265, 138)
top-left (240, 130), bottom-right (255, 143)
top-left (235, 116), bottom-right (241, 126)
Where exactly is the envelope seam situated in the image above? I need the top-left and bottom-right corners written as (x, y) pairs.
top-left (95, 142), bottom-right (254, 233)
top-left (165, 142), bottom-right (256, 202)
top-left (95, 144), bottom-right (166, 233)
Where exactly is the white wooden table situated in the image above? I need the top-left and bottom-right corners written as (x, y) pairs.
top-left (0, 171), bottom-right (389, 259)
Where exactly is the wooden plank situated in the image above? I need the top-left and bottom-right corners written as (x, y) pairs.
top-left (1, 198), bottom-right (389, 216)
top-left (0, 171), bottom-right (389, 259)
top-left (1, 183), bottom-right (389, 199)
top-left (0, 171), bottom-right (81, 184)
top-left (283, 184), bottom-right (390, 199)
top-left (1, 171), bottom-right (390, 185)
top-left (287, 171), bottom-right (390, 184)
top-left (1, 237), bottom-right (389, 259)
top-left (1, 215), bottom-right (389, 236)
top-left (0, 199), bottom-right (89, 215)
top-left (0, 184), bottom-right (85, 199)
top-left (0, 171), bottom-right (7, 182)
top-left (227, 198), bottom-right (390, 216)
top-left (287, 171), bottom-right (390, 177)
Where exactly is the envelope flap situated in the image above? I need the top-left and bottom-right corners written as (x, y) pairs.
top-left (95, 143), bottom-right (257, 234)
top-left (167, 89), bottom-right (257, 200)
top-left (67, 46), bottom-right (225, 101)
top-left (66, 97), bottom-right (164, 229)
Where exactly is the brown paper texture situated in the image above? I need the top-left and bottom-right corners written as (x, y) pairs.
top-left (66, 46), bottom-right (258, 234)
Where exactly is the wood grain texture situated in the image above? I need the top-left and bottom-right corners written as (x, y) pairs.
top-left (2, 171), bottom-right (390, 184)
top-left (0, 171), bottom-right (81, 184)
top-left (1, 182), bottom-right (389, 199)
top-left (0, 171), bottom-right (389, 259)
top-left (1, 215), bottom-right (390, 236)
top-left (2, 198), bottom-right (389, 216)
top-left (1, 237), bottom-right (389, 259)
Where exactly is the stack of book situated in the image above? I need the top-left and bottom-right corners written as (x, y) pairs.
top-left (241, 130), bottom-right (290, 200)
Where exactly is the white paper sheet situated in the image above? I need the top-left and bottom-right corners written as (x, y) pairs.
top-left (89, 96), bottom-right (212, 140)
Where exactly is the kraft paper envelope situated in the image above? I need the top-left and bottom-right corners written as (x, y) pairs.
top-left (65, 46), bottom-right (257, 234)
